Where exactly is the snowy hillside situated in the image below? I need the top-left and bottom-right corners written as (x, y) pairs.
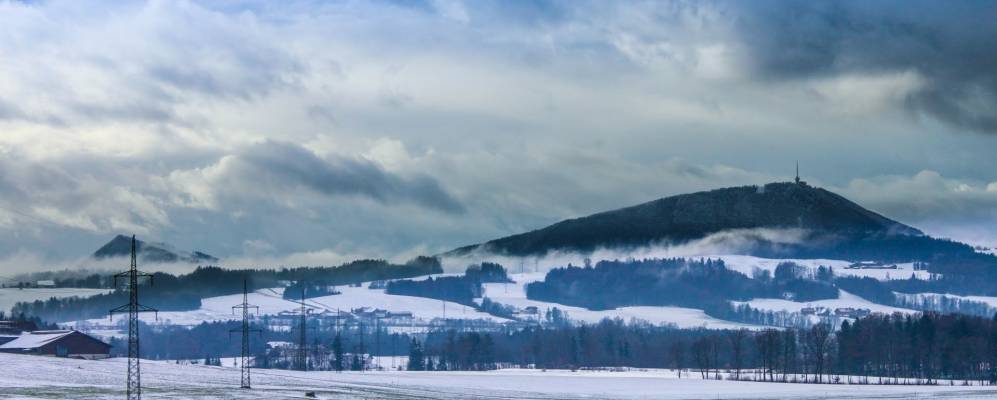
top-left (480, 273), bottom-right (763, 330)
top-left (63, 255), bottom-right (937, 335)
top-left (735, 290), bottom-right (916, 316)
top-left (1, 352), bottom-right (996, 399)
top-left (74, 281), bottom-right (505, 331)
top-left (715, 255), bottom-right (932, 281)
top-left (71, 273), bottom-right (769, 332)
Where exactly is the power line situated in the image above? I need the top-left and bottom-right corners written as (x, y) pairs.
top-left (109, 235), bottom-right (157, 400)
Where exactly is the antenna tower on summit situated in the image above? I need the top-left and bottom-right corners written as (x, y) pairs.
top-left (794, 161), bottom-right (807, 186)
top-left (109, 235), bottom-right (158, 400)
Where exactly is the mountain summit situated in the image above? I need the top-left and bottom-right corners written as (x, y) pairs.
top-left (93, 235), bottom-right (218, 264)
top-left (450, 182), bottom-right (925, 259)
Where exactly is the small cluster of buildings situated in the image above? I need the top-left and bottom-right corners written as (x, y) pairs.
top-left (846, 262), bottom-right (898, 270)
top-left (270, 307), bottom-right (416, 329)
top-left (800, 306), bottom-right (872, 319)
top-left (0, 320), bottom-right (110, 359)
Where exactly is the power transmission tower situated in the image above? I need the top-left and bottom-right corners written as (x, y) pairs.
top-left (230, 280), bottom-right (261, 389)
top-left (109, 235), bottom-right (157, 400)
top-left (294, 287), bottom-right (312, 371)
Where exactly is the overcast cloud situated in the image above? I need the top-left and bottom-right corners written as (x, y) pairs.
top-left (0, 0), bottom-right (996, 271)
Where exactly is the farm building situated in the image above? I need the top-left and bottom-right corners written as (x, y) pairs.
top-left (0, 330), bottom-right (110, 359)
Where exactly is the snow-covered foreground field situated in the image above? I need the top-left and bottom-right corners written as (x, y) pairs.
top-left (0, 288), bottom-right (110, 313)
top-left (2, 353), bottom-right (996, 400)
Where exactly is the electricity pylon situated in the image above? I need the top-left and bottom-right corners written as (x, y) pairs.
top-left (109, 235), bottom-right (157, 400)
top-left (294, 287), bottom-right (312, 371)
top-left (230, 280), bottom-right (261, 389)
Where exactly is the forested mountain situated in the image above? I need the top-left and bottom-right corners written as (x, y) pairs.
top-left (449, 182), bottom-right (997, 276)
top-left (93, 234), bottom-right (218, 263)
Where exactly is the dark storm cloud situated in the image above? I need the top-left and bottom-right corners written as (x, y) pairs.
top-left (234, 141), bottom-right (465, 214)
top-left (729, 1), bottom-right (997, 133)
top-left (2, 0), bottom-right (996, 264)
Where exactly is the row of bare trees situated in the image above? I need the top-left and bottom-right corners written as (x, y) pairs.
top-left (420, 312), bottom-right (997, 385)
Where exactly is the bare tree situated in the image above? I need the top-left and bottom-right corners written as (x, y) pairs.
top-left (709, 335), bottom-right (721, 380)
top-left (692, 337), bottom-right (710, 379)
top-left (781, 329), bottom-right (796, 382)
top-left (804, 323), bottom-right (832, 383)
top-left (729, 329), bottom-right (747, 380)
top-left (669, 340), bottom-right (686, 378)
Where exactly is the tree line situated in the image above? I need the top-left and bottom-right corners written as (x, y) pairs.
top-left (385, 263), bottom-right (513, 308)
top-left (13, 256), bottom-right (443, 322)
top-left (412, 312), bottom-right (997, 385)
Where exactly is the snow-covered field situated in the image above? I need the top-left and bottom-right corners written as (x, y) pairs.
top-left (0, 288), bottom-right (110, 313)
top-left (2, 353), bottom-right (996, 399)
top-left (735, 290), bottom-right (916, 315)
top-left (716, 255), bottom-right (932, 281)
top-left (481, 273), bottom-right (764, 330)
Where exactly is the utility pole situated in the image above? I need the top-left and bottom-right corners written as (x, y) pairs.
top-left (230, 280), bottom-right (261, 389)
top-left (109, 235), bottom-right (157, 400)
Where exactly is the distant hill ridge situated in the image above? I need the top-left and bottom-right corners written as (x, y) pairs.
top-left (93, 235), bottom-right (218, 264)
top-left (449, 182), bottom-right (926, 259)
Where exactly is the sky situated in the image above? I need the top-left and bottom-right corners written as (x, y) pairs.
top-left (1, 0), bottom-right (996, 271)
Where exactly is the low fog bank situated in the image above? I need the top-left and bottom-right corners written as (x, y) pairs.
top-left (1, 228), bottom-right (810, 279)
top-left (440, 228), bottom-right (811, 274)
top-left (0, 254), bottom-right (204, 280)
